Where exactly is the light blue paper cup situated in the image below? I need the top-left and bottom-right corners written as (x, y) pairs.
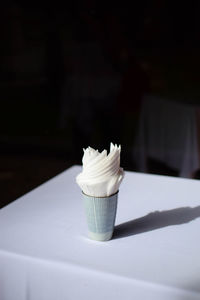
top-left (82, 191), bottom-right (118, 241)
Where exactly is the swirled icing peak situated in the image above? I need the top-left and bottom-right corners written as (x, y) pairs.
top-left (76, 143), bottom-right (124, 197)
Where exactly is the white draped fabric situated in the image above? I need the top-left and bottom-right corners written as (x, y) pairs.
top-left (1, 166), bottom-right (200, 299)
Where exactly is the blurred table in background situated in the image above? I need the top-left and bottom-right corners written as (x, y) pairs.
top-left (133, 95), bottom-right (200, 178)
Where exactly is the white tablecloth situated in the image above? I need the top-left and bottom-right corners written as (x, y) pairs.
top-left (1, 166), bottom-right (200, 299)
top-left (133, 95), bottom-right (200, 177)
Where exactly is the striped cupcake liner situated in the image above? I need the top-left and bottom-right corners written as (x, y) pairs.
top-left (82, 191), bottom-right (118, 241)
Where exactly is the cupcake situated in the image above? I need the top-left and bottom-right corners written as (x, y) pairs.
top-left (76, 143), bottom-right (124, 241)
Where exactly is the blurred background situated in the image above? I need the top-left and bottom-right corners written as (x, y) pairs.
top-left (1, 0), bottom-right (200, 208)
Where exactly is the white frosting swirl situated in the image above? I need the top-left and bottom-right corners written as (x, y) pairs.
top-left (76, 143), bottom-right (124, 197)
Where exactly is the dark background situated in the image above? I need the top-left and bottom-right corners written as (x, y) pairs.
top-left (1, 0), bottom-right (200, 207)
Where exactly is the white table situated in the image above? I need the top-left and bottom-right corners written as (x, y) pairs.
top-left (1, 165), bottom-right (200, 300)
